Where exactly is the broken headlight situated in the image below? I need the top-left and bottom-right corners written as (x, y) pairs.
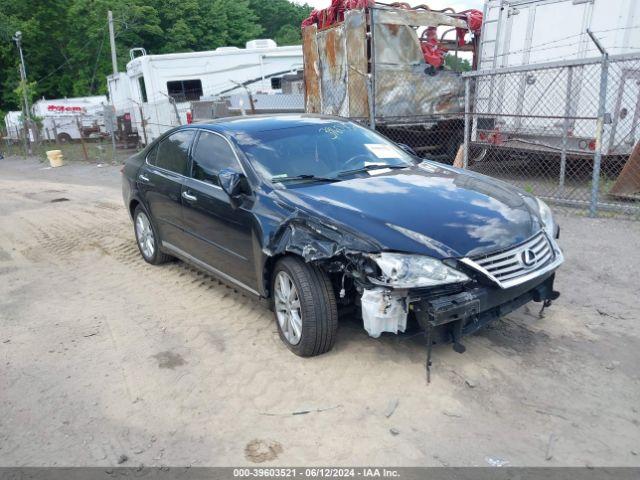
top-left (537, 198), bottom-right (556, 239)
top-left (369, 253), bottom-right (470, 288)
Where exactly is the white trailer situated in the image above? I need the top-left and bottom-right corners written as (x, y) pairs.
top-left (479, 0), bottom-right (640, 69)
top-left (3, 111), bottom-right (23, 141)
top-left (108, 39), bottom-right (303, 143)
top-left (106, 71), bottom-right (132, 121)
top-left (31, 96), bottom-right (108, 142)
top-left (471, 0), bottom-right (640, 157)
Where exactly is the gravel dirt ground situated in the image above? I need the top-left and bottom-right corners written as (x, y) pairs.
top-left (0, 156), bottom-right (639, 467)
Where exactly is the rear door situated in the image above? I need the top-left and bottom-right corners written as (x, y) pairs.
top-left (609, 70), bottom-right (640, 155)
top-left (181, 130), bottom-right (257, 292)
top-left (137, 129), bottom-right (195, 248)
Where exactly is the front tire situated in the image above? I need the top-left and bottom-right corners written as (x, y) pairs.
top-left (133, 205), bottom-right (171, 265)
top-left (272, 256), bottom-right (338, 357)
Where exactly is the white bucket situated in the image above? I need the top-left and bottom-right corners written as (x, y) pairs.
top-left (46, 150), bottom-right (64, 168)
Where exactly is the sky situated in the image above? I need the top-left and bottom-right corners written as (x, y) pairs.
top-left (290, 0), bottom-right (484, 12)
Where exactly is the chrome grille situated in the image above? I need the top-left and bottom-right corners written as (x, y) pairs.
top-left (471, 233), bottom-right (555, 284)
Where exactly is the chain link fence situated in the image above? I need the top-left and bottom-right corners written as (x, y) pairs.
top-left (1, 109), bottom-right (133, 164)
top-left (462, 53), bottom-right (640, 218)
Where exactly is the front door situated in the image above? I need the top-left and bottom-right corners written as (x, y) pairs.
top-left (137, 129), bottom-right (195, 249)
top-left (181, 130), bottom-right (257, 292)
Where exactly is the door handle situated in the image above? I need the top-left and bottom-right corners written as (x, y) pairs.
top-left (138, 174), bottom-right (150, 182)
top-left (182, 191), bottom-right (198, 202)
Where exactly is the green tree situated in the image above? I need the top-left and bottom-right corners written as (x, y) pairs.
top-left (444, 54), bottom-right (472, 72)
top-left (275, 25), bottom-right (303, 46)
top-left (248, 0), bottom-right (312, 45)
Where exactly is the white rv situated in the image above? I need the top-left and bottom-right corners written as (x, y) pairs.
top-left (107, 39), bottom-right (303, 143)
top-left (31, 96), bottom-right (108, 142)
top-left (471, 0), bottom-right (640, 157)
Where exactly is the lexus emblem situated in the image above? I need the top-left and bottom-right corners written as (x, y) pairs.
top-left (521, 249), bottom-right (537, 268)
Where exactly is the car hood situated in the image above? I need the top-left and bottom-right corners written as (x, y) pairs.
top-left (274, 162), bottom-right (542, 259)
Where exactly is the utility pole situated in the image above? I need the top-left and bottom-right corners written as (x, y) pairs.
top-left (108, 11), bottom-right (118, 75)
top-left (587, 28), bottom-right (610, 217)
top-left (108, 11), bottom-right (118, 158)
top-left (13, 31), bottom-right (32, 156)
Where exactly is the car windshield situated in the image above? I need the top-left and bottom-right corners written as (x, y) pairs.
top-left (234, 121), bottom-right (416, 185)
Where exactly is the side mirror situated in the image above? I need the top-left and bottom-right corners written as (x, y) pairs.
top-left (219, 168), bottom-right (249, 205)
top-left (397, 143), bottom-right (418, 157)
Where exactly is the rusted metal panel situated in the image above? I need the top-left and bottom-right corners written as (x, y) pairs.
top-left (304, 10), bottom-right (369, 118)
top-left (303, 25), bottom-right (321, 113)
top-left (373, 20), bottom-right (465, 119)
top-left (373, 8), bottom-right (466, 28)
top-left (344, 10), bottom-right (369, 119)
top-left (375, 68), bottom-right (465, 118)
top-left (374, 23), bottom-right (423, 66)
top-left (303, 5), bottom-right (466, 121)
top-left (317, 25), bottom-right (349, 116)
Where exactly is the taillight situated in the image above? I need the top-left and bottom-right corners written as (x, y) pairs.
top-left (186, 111), bottom-right (193, 124)
top-left (588, 139), bottom-right (596, 151)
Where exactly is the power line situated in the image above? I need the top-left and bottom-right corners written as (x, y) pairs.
top-left (89, 22), bottom-right (109, 94)
top-left (33, 5), bottom-right (148, 86)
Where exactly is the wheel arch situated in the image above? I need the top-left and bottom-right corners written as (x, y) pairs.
top-left (129, 198), bottom-right (141, 219)
top-left (262, 252), bottom-right (308, 299)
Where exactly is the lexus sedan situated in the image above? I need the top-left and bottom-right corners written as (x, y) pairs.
top-left (122, 115), bottom-right (563, 358)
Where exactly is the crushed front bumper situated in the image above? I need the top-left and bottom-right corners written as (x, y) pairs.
top-left (409, 270), bottom-right (559, 382)
top-left (412, 269), bottom-right (559, 347)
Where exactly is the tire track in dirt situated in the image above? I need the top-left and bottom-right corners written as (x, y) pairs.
top-left (4, 189), bottom-right (277, 427)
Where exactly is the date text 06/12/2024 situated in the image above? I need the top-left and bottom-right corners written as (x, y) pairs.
top-left (233, 468), bottom-right (400, 478)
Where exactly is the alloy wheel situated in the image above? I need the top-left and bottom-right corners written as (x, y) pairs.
top-left (135, 211), bottom-right (155, 259)
top-left (274, 271), bottom-right (302, 345)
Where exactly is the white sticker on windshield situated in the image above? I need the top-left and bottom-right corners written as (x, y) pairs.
top-left (367, 168), bottom-right (392, 176)
top-left (365, 144), bottom-right (403, 159)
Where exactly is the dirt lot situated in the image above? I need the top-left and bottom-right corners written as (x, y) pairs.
top-left (0, 156), bottom-right (639, 467)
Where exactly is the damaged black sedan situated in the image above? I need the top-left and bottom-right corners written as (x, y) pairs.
top-left (122, 115), bottom-right (563, 360)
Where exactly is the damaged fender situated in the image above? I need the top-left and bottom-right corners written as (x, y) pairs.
top-left (263, 211), bottom-right (380, 262)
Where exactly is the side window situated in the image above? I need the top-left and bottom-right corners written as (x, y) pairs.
top-left (270, 77), bottom-right (282, 90)
top-left (167, 79), bottom-right (203, 102)
top-left (191, 131), bottom-right (239, 186)
top-left (137, 76), bottom-right (148, 103)
top-left (154, 130), bottom-right (195, 175)
top-left (146, 144), bottom-right (158, 165)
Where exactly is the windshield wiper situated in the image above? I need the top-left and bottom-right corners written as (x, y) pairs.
top-left (271, 174), bottom-right (340, 184)
top-left (336, 164), bottom-right (407, 177)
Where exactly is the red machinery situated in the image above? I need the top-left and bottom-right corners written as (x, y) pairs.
top-left (301, 1), bottom-right (482, 69)
top-left (301, 0), bottom-right (374, 29)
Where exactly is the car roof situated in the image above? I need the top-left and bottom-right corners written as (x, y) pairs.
top-left (189, 114), bottom-right (352, 135)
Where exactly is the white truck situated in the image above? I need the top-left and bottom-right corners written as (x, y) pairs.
top-left (31, 96), bottom-right (108, 142)
top-left (470, 0), bottom-right (640, 158)
top-left (107, 39), bottom-right (303, 144)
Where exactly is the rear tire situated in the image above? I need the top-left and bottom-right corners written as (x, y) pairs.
top-left (57, 133), bottom-right (72, 143)
top-left (133, 205), bottom-right (171, 265)
top-left (272, 256), bottom-right (338, 357)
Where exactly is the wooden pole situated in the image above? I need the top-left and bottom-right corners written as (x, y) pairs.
top-left (138, 106), bottom-right (148, 146)
top-left (75, 116), bottom-right (89, 162)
